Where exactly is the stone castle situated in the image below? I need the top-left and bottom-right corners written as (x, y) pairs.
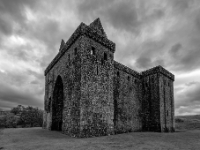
top-left (43, 18), bottom-right (175, 137)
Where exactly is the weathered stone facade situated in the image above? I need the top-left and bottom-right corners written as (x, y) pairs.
top-left (43, 18), bottom-right (175, 138)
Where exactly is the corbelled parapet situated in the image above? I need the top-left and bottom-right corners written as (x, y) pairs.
top-left (44, 21), bottom-right (115, 76)
top-left (141, 65), bottom-right (174, 81)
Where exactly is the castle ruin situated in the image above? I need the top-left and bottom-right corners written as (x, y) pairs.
top-left (43, 18), bottom-right (175, 137)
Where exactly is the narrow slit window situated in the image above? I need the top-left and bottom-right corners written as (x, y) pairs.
top-left (68, 54), bottom-right (70, 65)
top-left (97, 65), bottom-right (99, 75)
top-left (127, 76), bottom-right (130, 81)
top-left (48, 97), bottom-right (51, 112)
top-left (91, 47), bottom-right (95, 55)
top-left (74, 48), bottom-right (77, 55)
top-left (101, 58), bottom-right (104, 65)
top-left (104, 52), bottom-right (107, 61)
top-left (135, 79), bottom-right (137, 84)
top-left (117, 71), bottom-right (120, 77)
top-left (68, 54), bottom-right (70, 61)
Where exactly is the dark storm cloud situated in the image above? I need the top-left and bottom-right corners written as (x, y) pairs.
top-left (0, 69), bottom-right (44, 109)
top-left (169, 43), bottom-right (182, 56)
top-left (28, 19), bottom-right (60, 49)
top-left (103, 1), bottom-right (139, 32)
top-left (0, 17), bottom-right (12, 35)
top-left (0, 0), bottom-right (68, 110)
top-left (176, 105), bottom-right (200, 116)
top-left (185, 81), bottom-right (200, 86)
top-left (2, 44), bottom-right (31, 61)
top-left (0, 0), bottom-right (39, 36)
top-left (169, 0), bottom-right (194, 13)
top-left (77, 0), bottom-right (165, 33)
top-left (30, 80), bottom-right (40, 85)
top-left (135, 57), bottom-right (152, 69)
top-left (169, 44), bottom-right (200, 72)
top-left (0, 0), bottom-right (64, 56)
top-left (195, 13), bottom-right (200, 32)
top-left (0, 81), bottom-right (43, 109)
top-left (176, 82), bottom-right (200, 109)
top-left (27, 69), bottom-right (44, 81)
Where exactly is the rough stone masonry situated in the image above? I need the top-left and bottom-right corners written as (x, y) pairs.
top-left (43, 18), bottom-right (175, 138)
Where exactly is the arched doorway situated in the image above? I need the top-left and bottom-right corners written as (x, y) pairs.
top-left (52, 75), bottom-right (64, 131)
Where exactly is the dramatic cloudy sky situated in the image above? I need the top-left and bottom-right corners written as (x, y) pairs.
top-left (1, 0), bottom-right (200, 116)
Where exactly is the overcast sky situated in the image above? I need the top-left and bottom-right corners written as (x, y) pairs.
top-left (1, 0), bottom-right (200, 116)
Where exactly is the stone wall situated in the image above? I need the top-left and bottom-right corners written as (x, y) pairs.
top-left (113, 61), bottom-right (142, 133)
top-left (79, 36), bottom-right (114, 137)
top-left (141, 66), bottom-right (175, 132)
top-left (159, 74), bottom-right (175, 132)
top-left (141, 73), bottom-right (160, 131)
top-left (43, 36), bottom-right (82, 137)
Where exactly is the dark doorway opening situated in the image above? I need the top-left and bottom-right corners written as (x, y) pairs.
top-left (52, 75), bottom-right (64, 131)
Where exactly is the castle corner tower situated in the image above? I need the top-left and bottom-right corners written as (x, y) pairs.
top-left (79, 18), bottom-right (116, 137)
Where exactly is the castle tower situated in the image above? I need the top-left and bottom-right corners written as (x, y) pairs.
top-left (141, 66), bottom-right (175, 132)
top-left (79, 18), bottom-right (116, 137)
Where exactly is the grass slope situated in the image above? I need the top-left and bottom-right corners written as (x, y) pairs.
top-left (0, 115), bottom-right (200, 150)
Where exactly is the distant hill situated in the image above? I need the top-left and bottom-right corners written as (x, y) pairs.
top-left (175, 115), bottom-right (200, 131)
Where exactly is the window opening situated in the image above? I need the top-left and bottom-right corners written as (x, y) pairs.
top-left (68, 54), bottom-right (70, 65)
top-left (48, 97), bottom-right (51, 112)
top-left (101, 58), bottom-right (104, 65)
top-left (117, 71), bottom-right (120, 77)
top-left (74, 48), bottom-right (77, 55)
top-left (104, 52), bottom-right (107, 61)
top-left (68, 54), bottom-right (70, 61)
top-left (91, 47), bottom-right (95, 55)
top-left (134, 79), bottom-right (137, 84)
top-left (97, 65), bottom-right (98, 75)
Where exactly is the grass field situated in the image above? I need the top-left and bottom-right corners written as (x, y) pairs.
top-left (0, 115), bottom-right (200, 150)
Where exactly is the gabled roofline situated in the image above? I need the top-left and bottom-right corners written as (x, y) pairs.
top-left (44, 22), bottom-right (115, 76)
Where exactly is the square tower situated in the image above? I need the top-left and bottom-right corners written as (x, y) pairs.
top-left (141, 66), bottom-right (175, 132)
top-left (78, 18), bottom-right (116, 137)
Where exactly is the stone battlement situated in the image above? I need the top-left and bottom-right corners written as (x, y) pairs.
top-left (141, 65), bottom-right (175, 81)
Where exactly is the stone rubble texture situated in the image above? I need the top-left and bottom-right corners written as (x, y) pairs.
top-left (43, 18), bottom-right (175, 138)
